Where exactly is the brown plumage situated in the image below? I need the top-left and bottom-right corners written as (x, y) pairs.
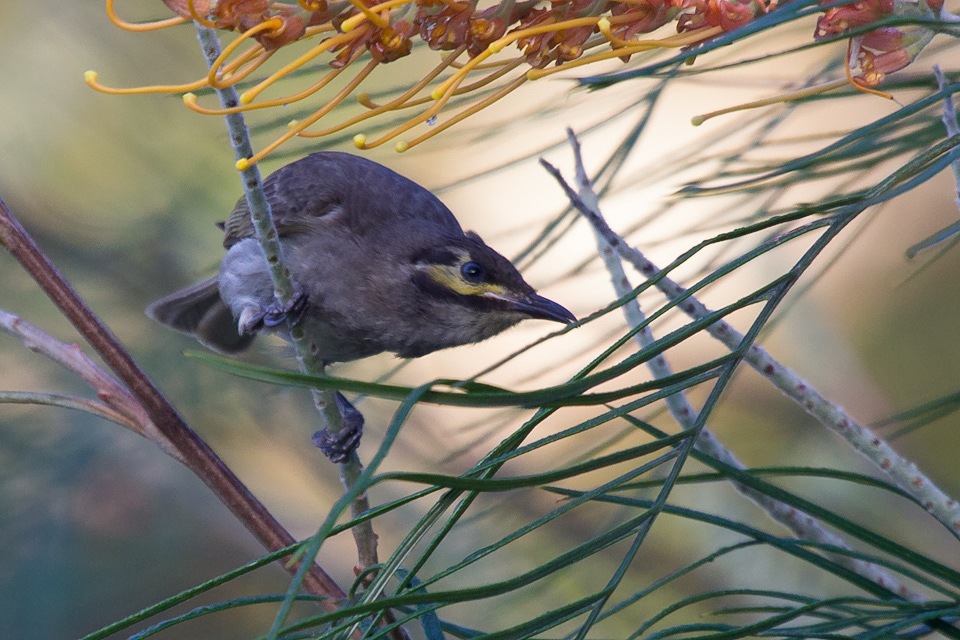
top-left (147, 151), bottom-right (575, 363)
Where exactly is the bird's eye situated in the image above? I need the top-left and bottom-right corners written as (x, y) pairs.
top-left (460, 261), bottom-right (485, 283)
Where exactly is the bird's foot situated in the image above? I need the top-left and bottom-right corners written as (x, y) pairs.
top-left (263, 287), bottom-right (309, 328)
top-left (237, 288), bottom-right (308, 335)
top-left (312, 392), bottom-right (364, 463)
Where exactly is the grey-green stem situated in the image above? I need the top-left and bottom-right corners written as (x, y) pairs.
top-left (193, 25), bottom-right (378, 570)
top-left (540, 136), bottom-right (960, 537)
top-left (560, 128), bottom-right (921, 600)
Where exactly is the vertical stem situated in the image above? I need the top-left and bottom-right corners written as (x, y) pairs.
top-left (193, 25), bottom-right (379, 570)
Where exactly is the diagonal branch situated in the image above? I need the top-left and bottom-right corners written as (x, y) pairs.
top-left (0, 307), bottom-right (176, 458)
top-left (551, 128), bottom-right (923, 600)
top-left (0, 194), bottom-right (345, 606)
top-left (0, 390), bottom-right (139, 433)
top-left (540, 138), bottom-right (960, 536)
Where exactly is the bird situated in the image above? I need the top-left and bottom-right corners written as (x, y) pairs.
top-left (147, 150), bottom-right (575, 360)
top-left (146, 152), bottom-right (575, 459)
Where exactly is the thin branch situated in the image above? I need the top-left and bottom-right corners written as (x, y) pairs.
top-left (558, 128), bottom-right (924, 600)
top-left (193, 15), bottom-right (379, 596)
top-left (540, 143), bottom-right (960, 537)
top-left (0, 195), bottom-right (345, 606)
top-left (0, 307), bottom-right (167, 452)
top-left (0, 389), bottom-right (138, 432)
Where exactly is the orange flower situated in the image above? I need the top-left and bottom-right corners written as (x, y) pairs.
top-left (856, 27), bottom-right (923, 85)
top-left (466, 2), bottom-right (537, 58)
top-left (513, 0), bottom-right (600, 66)
top-left (369, 20), bottom-right (416, 62)
top-left (813, 0), bottom-right (941, 89)
top-left (99, 0), bottom-right (946, 163)
top-left (418, 1), bottom-right (474, 50)
top-left (162, 0), bottom-right (307, 48)
top-left (610, 0), bottom-right (677, 40)
top-left (678, 0), bottom-right (760, 32)
top-left (815, 0), bottom-right (893, 39)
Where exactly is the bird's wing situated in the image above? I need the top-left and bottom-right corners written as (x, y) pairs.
top-left (220, 168), bottom-right (323, 247)
top-left (220, 152), bottom-right (462, 248)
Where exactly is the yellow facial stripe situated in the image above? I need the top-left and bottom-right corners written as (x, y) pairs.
top-left (427, 264), bottom-right (508, 296)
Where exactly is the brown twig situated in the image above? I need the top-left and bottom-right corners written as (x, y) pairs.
top-left (0, 193), bottom-right (346, 606)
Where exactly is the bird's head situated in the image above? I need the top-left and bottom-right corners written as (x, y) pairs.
top-left (406, 232), bottom-right (575, 353)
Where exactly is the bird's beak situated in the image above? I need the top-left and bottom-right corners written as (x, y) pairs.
top-left (488, 291), bottom-right (576, 324)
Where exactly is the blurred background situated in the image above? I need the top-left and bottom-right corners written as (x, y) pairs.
top-left (1, 2), bottom-right (959, 639)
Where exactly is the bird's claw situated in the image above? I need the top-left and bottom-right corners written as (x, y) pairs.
top-left (312, 392), bottom-right (364, 463)
top-left (237, 288), bottom-right (308, 335)
top-left (262, 288), bottom-right (308, 328)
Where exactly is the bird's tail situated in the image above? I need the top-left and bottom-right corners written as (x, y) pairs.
top-left (146, 277), bottom-right (255, 354)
